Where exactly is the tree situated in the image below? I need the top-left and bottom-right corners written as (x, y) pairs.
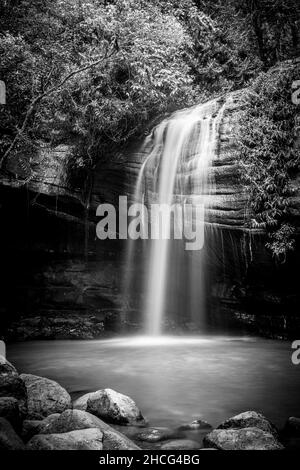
top-left (0, 0), bottom-right (199, 178)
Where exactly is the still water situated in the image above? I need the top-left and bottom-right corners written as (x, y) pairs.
top-left (7, 335), bottom-right (300, 430)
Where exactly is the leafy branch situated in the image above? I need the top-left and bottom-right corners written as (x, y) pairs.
top-left (0, 45), bottom-right (116, 171)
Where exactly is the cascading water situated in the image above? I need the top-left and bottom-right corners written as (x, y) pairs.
top-left (124, 100), bottom-right (225, 336)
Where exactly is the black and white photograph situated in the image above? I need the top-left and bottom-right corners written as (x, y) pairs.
top-left (0, 0), bottom-right (300, 461)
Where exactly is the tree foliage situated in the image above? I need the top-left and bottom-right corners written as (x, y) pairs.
top-left (237, 64), bottom-right (300, 260)
top-left (0, 0), bottom-right (200, 175)
top-left (0, 0), bottom-right (299, 232)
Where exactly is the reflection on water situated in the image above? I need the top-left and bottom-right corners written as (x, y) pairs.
top-left (7, 335), bottom-right (300, 429)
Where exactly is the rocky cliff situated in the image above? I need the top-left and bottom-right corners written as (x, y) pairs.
top-left (1, 61), bottom-right (299, 340)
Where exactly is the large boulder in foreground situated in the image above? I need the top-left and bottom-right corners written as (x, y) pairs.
top-left (102, 425), bottom-right (141, 450)
top-left (35, 409), bottom-right (106, 435)
top-left (217, 411), bottom-right (278, 437)
top-left (0, 397), bottom-right (21, 430)
top-left (22, 415), bottom-right (61, 442)
top-left (20, 374), bottom-right (71, 419)
top-left (24, 409), bottom-right (140, 450)
top-left (0, 358), bottom-right (27, 417)
top-left (27, 428), bottom-right (103, 450)
top-left (0, 417), bottom-right (25, 450)
top-left (80, 388), bottom-right (145, 425)
top-left (203, 427), bottom-right (284, 450)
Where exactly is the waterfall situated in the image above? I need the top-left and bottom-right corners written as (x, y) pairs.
top-left (124, 100), bottom-right (225, 336)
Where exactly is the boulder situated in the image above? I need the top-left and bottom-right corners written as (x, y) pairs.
top-left (20, 374), bottom-right (71, 419)
top-left (203, 427), bottom-right (284, 450)
top-left (86, 388), bottom-right (145, 425)
top-left (178, 419), bottom-right (212, 431)
top-left (24, 409), bottom-right (140, 450)
top-left (73, 393), bottom-right (92, 411)
top-left (285, 417), bottom-right (300, 436)
top-left (26, 428), bottom-right (103, 450)
top-left (102, 427), bottom-right (140, 450)
top-left (0, 356), bottom-right (18, 377)
top-left (217, 411), bottom-right (278, 437)
top-left (0, 417), bottom-right (25, 450)
top-left (22, 415), bottom-right (60, 442)
top-left (22, 419), bottom-right (46, 442)
top-left (136, 427), bottom-right (181, 443)
top-left (160, 439), bottom-right (200, 450)
top-left (0, 397), bottom-right (21, 430)
top-left (0, 374), bottom-right (27, 417)
top-left (35, 409), bottom-right (106, 435)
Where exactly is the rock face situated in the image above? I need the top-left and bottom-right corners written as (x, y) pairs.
top-left (85, 388), bottom-right (145, 425)
top-left (20, 374), bottom-right (71, 419)
top-left (0, 417), bottom-right (25, 450)
top-left (23, 409), bottom-right (140, 450)
top-left (0, 58), bottom-right (299, 339)
top-left (27, 428), bottom-right (103, 450)
top-left (217, 411), bottom-right (278, 437)
top-left (203, 427), bottom-right (284, 450)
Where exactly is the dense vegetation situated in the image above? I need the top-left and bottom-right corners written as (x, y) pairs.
top-left (0, 0), bottom-right (299, 255)
top-left (237, 64), bottom-right (299, 260)
top-left (0, 0), bottom-right (199, 175)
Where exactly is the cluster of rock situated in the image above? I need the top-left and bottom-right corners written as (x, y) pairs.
top-left (0, 354), bottom-right (299, 450)
top-left (6, 314), bottom-right (106, 342)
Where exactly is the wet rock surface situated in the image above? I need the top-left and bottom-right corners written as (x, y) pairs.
top-left (135, 427), bottom-right (182, 443)
top-left (203, 427), bottom-right (284, 450)
top-left (178, 419), bottom-right (212, 431)
top-left (7, 314), bottom-right (105, 341)
top-left (86, 388), bottom-right (145, 425)
top-left (217, 411), bottom-right (279, 437)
